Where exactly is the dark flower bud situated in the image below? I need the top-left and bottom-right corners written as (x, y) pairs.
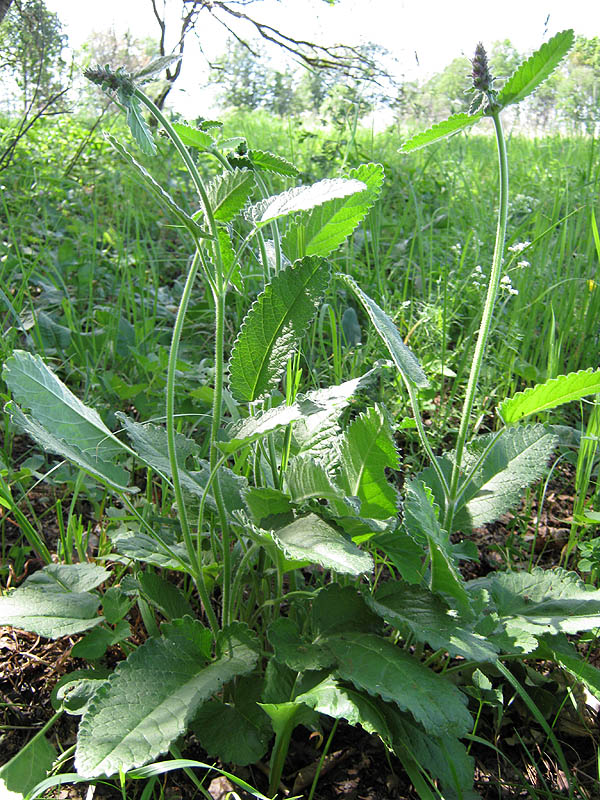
top-left (471, 43), bottom-right (493, 92)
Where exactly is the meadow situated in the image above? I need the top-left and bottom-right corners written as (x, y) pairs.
top-left (1, 38), bottom-right (600, 800)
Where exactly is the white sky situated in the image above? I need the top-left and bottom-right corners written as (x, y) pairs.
top-left (45, 0), bottom-right (600, 114)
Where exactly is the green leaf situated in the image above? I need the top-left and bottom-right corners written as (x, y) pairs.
top-left (366, 582), bottom-right (498, 662)
top-left (137, 571), bottom-right (194, 620)
top-left (272, 513), bottom-right (373, 576)
top-left (403, 479), bottom-right (471, 616)
top-left (311, 583), bottom-right (381, 638)
top-left (537, 634), bottom-right (600, 702)
top-left (171, 122), bottom-right (215, 150)
top-left (499, 368), bottom-right (600, 423)
top-left (71, 623), bottom-right (130, 660)
top-left (190, 697), bottom-right (269, 766)
top-left (373, 530), bottom-right (426, 585)
top-left (51, 669), bottom-right (110, 716)
top-left (324, 633), bottom-right (472, 737)
top-left (0, 583), bottom-right (102, 639)
top-left (420, 425), bottom-right (558, 531)
top-left (468, 567), bottom-right (600, 638)
top-left (134, 54), bottom-right (182, 83)
top-left (106, 135), bottom-right (211, 241)
top-left (75, 620), bottom-right (258, 778)
top-left (284, 454), bottom-right (355, 516)
top-left (497, 29), bottom-right (575, 108)
top-left (242, 486), bottom-right (294, 528)
top-left (0, 726), bottom-right (56, 799)
top-left (205, 168), bottom-right (256, 222)
top-left (3, 351), bottom-right (130, 490)
top-left (247, 149), bottom-right (299, 177)
top-left (110, 531), bottom-right (191, 571)
top-left (399, 112), bottom-right (484, 154)
top-left (24, 563), bottom-right (110, 593)
top-left (267, 617), bottom-right (334, 671)
top-left (229, 256), bottom-right (331, 402)
top-left (337, 274), bottom-right (428, 388)
top-left (336, 404), bottom-right (400, 519)
top-left (245, 177), bottom-right (367, 226)
top-left (282, 163), bottom-right (384, 260)
top-left (124, 93), bottom-right (156, 156)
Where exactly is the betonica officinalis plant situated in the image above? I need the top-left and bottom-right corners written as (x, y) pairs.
top-left (3, 30), bottom-right (600, 800)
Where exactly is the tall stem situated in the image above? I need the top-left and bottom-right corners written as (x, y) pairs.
top-left (444, 110), bottom-right (509, 532)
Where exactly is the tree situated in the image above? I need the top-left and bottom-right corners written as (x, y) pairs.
top-left (210, 38), bottom-right (270, 110)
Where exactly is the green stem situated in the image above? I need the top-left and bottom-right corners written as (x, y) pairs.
top-left (406, 382), bottom-right (450, 499)
top-left (444, 109), bottom-right (509, 533)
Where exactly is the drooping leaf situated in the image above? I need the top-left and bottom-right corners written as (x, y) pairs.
top-left (284, 454), bottom-right (354, 516)
top-left (24, 563), bottom-right (110, 593)
top-left (336, 404), bottom-right (400, 519)
top-left (282, 163), bottom-right (384, 260)
top-left (267, 617), bottom-right (334, 671)
top-left (171, 122), bottom-right (215, 150)
top-left (228, 256), bottom-right (330, 402)
top-left (366, 582), bottom-right (498, 662)
top-left (75, 620), bottom-right (258, 777)
top-left (0, 726), bottom-right (56, 800)
top-left (468, 567), bottom-right (600, 638)
top-left (106, 135), bottom-right (211, 240)
top-left (399, 112), bottom-right (484, 154)
top-left (124, 93), bottom-right (156, 156)
top-left (271, 513), bottom-right (373, 576)
top-left (403, 478), bottom-right (471, 616)
top-left (205, 168), bottom-right (256, 222)
top-left (242, 486), bottom-right (294, 528)
top-left (420, 425), bottom-right (558, 532)
top-left (311, 583), bottom-right (381, 638)
top-left (497, 29), bottom-right (575, 109)
top-left (337, 274), bottom-right (428, 388)
top-left (190, 697), bottom-right (269, 766)
top-left (3, 351), bottom-right (130, 489)
top-left (0, 585), bottom-right (102, 639)
top-left (499, 368), bottom-right (600, 423)
top-left (245, 177), bottom-right (366, 226)
top-left (536, 634), bottom-right (600, 702)
top-left (324, 633), bottom-right (472, 737)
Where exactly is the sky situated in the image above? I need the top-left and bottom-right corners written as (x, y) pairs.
top-left (45, 0), bottom-right (600, 114)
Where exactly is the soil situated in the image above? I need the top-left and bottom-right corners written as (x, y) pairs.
top-left (1, 452), bottom-right (599, 799)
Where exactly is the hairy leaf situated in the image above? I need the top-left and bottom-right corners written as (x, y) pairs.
top-left (499, 368), bottom-right (600, 423)
top-left (220, 397), bottom-right (323, 454)
top-left (247, 149), bottom-right (299, 177)
top-left (110, 531), bottom-right (191, 571)
top-left (267, 617), bottom-right (334, 671)
top-left (171, 122), bottom-right (214, 150)
top-left (206, 168), bottom-right (256, 222)
top-left (399, 112), bottom-right (484, 154)
top-left (497, 29), bottom-right (575, 108)
top-left (284, 454), bottom-right (354, 515)
top-left (311, 584), bottom-right (381, 638)
top-left (135, 54), bottom-right (182, 83)
top-left (106, 135), bottom-right (211, 241)
top-left (229, 256), bottom-right (330, 402)
top-left (272, 513), bottom-right (373, 576)
top-left (282, 163), bottom-right (385, 260)
top-left (25, 563), bottom-right (110, 593)
top-left (190, 698), bottom-right (269, 766)
top-left (324, 633), bottom-right (472, 737)
top-left (75, 620), bottom-right (257, 777)
top-left (337, 274), bottom-right (428, 387)
top-left (125, 93), bottom-right (156, 156)
top-left (366, 582), bottom-right (498, 662)
top-left (245, 177), bottom-right (366, 226)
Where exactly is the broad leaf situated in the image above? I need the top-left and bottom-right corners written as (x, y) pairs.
top-left (106, 136), bottom-right (211, 241)
top-left (336, 404), bottom-right (400, 519)
top-left (190, 697), bottom-right (269, 766)
top-left (497, 29), bottom-right (575, 108)
top-left (337, 274), bottom-right (428, 388)
top-left (245, 177), bottom-right (366, 226)
top-left (205, 168), bottom-right (255, 222)
top-left (324, 633), bottom-right (472, 737)
top-left (468, 567), bottom-right (600, 638)
top-left (267, 617), bottom-right (334, 671)
top-left (228, 256), bottom-right (330, 402)
top-left (403, 478), bottom-right (471, 616)
top-left (311, 583), bottom-right (381, 638)
top-left (420, 425), bottom-right (558, 532)
top-left (0, 727), bottom-right (56, 800)
top-left (172, 122), bottom-right (214, 150)
top-left (399, 112), bottom-right (484, 154)
top-left (0, 586), bottom-right (102, 639)
top-left (366, 582), bottom-right (498, 662)
top-left (75, 620), bottom-right (258, 777)
top-left (24, 563), bottom-right (110, 593)
top-left (499, 368), bottom-right (600, 423)
top-left (246, 149), bottom-right (299, 177)
top-left (3, 351), bottom-right (130, 489)
top-left (220, 397), bottom-right (323, 454)
top-left (374, 529), bottom-right (426, 585)
top-left (272, 513), bottom-right (373, 576)
top-left (137, 571), bottom-right (194, 620)
top-left (124, 93), bottom-right (156, 156)
top-left (110, 531), bottom-right (191, 571)
top-left (537, 634), bottom-right (600, 702)
top-left (282, 163), bottom-right (385, 260)
top-left (284, 454), bottom-right (354, 516)
top-left (242, 486), bottom-right (293, 528)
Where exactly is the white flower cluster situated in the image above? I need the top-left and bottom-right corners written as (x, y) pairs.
top-left (450, 242), bottom-right (462, 254)
top-left (500, 274), bottom-right (519, 295)
top-left (472, 264), bottom-right (486, 287)
top-left (508, 241), bottom-right (531, 254)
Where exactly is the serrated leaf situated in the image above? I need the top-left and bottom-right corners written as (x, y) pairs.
top-left (205, 168), bottom-right (255, 222)
top-left (267, 617), bottom-right (334, 671)
top-left (171, 122), bottom-right (214, 150)
top-left (75, 620), bottom-right (258, 778)
top-left (336, 404), bottom-right (400, 519)
top-left (106, 135), bottom-right (211, 241)
top-left (0, 726), bottom-right (56, 799)
top-left (499, 368), bottom-right (600, 423)
top-left (366, 582), bottom-right (498, 662)
top-left (248, 149), bottom-right (299, 177)
top-left (229, 256), bottom-right (330, 402)
top-left (190, 698), bottom-right (269, 766)
top-left (245, 177), bottom-right (366, 226)
top-left (24, 563), bottom-right (110, 593)
top-left (497, 29), bottom-right (575, 108)
top-left (468, 567), bottom-right (600, 638)
top-left (324, 633), bottom-right (472, 737)
top-left (282, 163), bottom-right (384, 260)
top-left (311, 584), bottom-right (381, 638)
top-left (272, 513), bottom-right (373, 576)
top-left (3, 351), bottom-right (130, 489)
top-left (110, 531), bottom-right (191, 571)
top-left (403, 478), bottom-right (471, 616)
top-left (0, 585), bottom-right (102, 639)
top-left (125, 93), bottom-right (156, 156)
top-left (337, 274), bottom-right (428, 388)
top-left (399, 112), bottom-right (484, 154)
top-left (135, 54), bottom-right (182, 82)
top-left (220, 397), bottom-right (323, 454)
top-left (284, 454), bottom-right (354, 516)
top-left (422, 425), bottom-right (558, 533)
top-left (242, 486), bottom-right (293, 528)
top-left (373, 529), bottom-right (426, 585)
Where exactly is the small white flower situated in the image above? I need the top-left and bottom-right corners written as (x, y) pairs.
top-left (508, 241), bottom-right (531, 254)
top-left (450, 242), bottom-right (462, 254)
top-left (516, 260), bottom-right (530, 269)
top-left (509, 287), bottom-right (519, 295)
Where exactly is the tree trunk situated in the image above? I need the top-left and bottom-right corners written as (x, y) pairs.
top-left (0, 0), bottom-right (13, 25)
